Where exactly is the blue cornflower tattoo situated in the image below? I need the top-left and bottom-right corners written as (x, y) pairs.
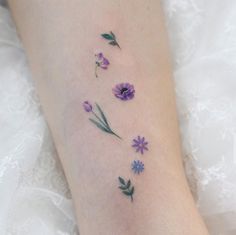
top-left (131, 160), bottom-right (144, 174)
top-left (132, 136), bottom-right (148, 154)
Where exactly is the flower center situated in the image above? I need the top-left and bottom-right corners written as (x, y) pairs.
top-left (120, 87), bottom-right (128, 95)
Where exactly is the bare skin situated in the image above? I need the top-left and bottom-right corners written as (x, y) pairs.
top-left (8, 1), bottom-right (209, 234)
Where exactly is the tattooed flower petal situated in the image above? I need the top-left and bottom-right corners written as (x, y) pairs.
top-left (100, 57), bottom-right (110, 69)
top-left (95, 53), bottom-right (110, 77)
top-left (131, 160), bottom-right (144, 174)
top-left (83, 101), bottom-right (93, 112)
top-left (96, 52), bottom-right (103, 60)
top-left (95, 53), bottom-right (110, 69)
top-left (112, 83), bottom-right (135, 101)
top-left (132, 136), bottom-right (148, 154)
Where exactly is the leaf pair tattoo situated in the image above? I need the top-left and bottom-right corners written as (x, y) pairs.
top-left (101, 31), bottom-right (121, 49)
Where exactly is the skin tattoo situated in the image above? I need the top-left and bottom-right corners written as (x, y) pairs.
top-left (87, 32), bottom-right (149, 202)
top-left (101, 31), bottom-right (121, 49)
top-left (83, 101), bottom-right (121, 139)
top-left (132, 160), bottom-right (145, 174)
top-left (112, 83), bottom-right (135, 101)
top-left (132, 136), bottom-right (149, 154)
top-left (118, 177), bottom-right (135, 202)
top-left (95, 53), bottom-right (110, 78)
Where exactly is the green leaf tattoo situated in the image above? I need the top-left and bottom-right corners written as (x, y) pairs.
top-left (95, 103), bottom-right (109, 126)
top-left (101, 34), bottom-right (113, 40)
top-left (118, 177), bottom-right (134, 202)
top-left (101, 31), bottom-right (121, 49)
top-left (89, 118), bottom-right (110, 133)
top-left (83, 101), bottom-right (122, 139)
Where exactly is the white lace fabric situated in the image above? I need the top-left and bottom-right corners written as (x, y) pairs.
top-left (0, 1), bottom-right (236, 234)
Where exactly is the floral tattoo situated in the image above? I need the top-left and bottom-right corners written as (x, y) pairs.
top-left (83, 101), bottom-right (121, 139)
top-left (132, 160), bottom-right (144, 174)
top-left (101, 31), bottom-right (121, 49)
top-left (113, 83), bottom-right (135, 101)
top-left (118, 177), bottom-right (134, 202)
top-left (132, 136), bottom-right (148, 154)
top-left (91, 31), bottom-right (149, 202)
top-left (95, 53), bottom-right (110, 78)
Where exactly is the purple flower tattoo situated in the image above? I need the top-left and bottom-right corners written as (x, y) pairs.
top-left (95, 52), bottom-right (110, 78)
top-left (83, 101), bottom-right (121, 139)
top-left (131, 160), bottom-right (144, 174)
top-left (132, 136), bottom-right (148, 154)
top-left (83, 101), bottom-right (93, 112)
top-left (112, 83), bottom-right (135, 101)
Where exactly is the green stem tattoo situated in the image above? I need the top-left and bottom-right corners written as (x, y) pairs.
top-left (83, 101), bottom-right (122, 139)
top-left (95, 64), bottom-right (99, 78)
top-left (118, 177), bottom-right (134, 202)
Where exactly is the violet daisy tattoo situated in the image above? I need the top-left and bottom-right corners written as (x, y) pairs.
top-left (132, 160), bottom-right (144, 174)
top-left (112, 83), bottom-right (135, 101)
top-left (101, 31), bottom-right (121, 49)
top-left (83, 101), bottom-right (121, 139)
top-left (95, 53), bottom-right (110, 78)
top-left (132, 136), bottom-right (148, 154)
top-left (118, 177), bottom-right (134, 202)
